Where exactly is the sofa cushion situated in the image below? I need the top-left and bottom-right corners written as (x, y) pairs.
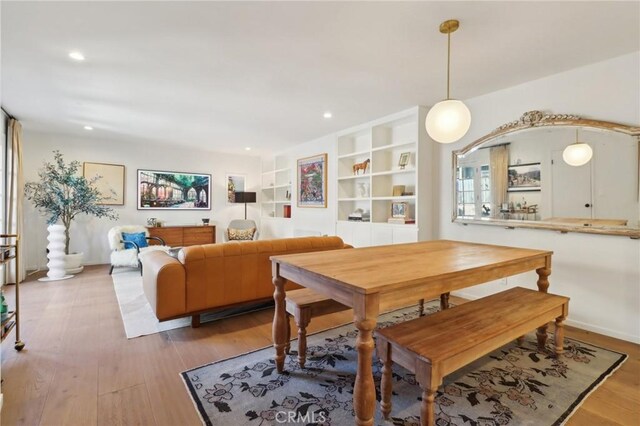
top-left (228, 227), bottom-right (256, 241)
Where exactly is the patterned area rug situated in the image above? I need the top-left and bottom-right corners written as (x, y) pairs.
top-left (181, 301), bottom-right (627, 426)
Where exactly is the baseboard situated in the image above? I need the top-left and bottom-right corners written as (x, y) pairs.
top-left (452, 290), bottom-right (640, 344)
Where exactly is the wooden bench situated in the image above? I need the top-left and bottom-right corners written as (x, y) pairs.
top-left (375, 287), bottom-right (569, 426)
top-left (285, 288), bottom-right (350, 367)
top-left (285, 289), bottom-right (448, 368)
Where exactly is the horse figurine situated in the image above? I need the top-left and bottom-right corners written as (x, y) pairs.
top-left (353, 158), bottom-right (370, 175)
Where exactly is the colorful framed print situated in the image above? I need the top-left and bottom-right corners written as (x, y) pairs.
top-left (137, 169), bottom-right (211, 210)
top-left (297, 153), bottom-right (327, 208)
top-left (226, 174), bottom-right (246, 204)
top-left (83, 162), bottom-right (125, 205)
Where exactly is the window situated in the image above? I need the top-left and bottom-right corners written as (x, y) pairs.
top-left (456, 164), bottom-right (491, 218)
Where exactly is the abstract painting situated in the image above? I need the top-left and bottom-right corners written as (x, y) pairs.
top-left (297, 153), bottom-right (327, 208)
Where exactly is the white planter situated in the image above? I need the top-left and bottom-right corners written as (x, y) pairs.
top-left (39, 224), bottom-right (73, 282)
top-left (64, 252), bottom-right (84, 275)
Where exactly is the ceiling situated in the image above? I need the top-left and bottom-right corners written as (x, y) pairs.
top-left (2, 1), bottom-right (639, 156)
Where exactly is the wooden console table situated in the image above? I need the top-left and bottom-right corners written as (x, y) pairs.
top-left (271, 240), bottom-right (553, 426)
top-left (147, 225), bottom-right (215, 247)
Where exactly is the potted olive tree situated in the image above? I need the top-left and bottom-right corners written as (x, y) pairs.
top-left (25, 151), bottom-right (118, 274)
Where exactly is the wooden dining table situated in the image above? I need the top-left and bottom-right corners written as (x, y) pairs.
top-left (270, 239), bottom-right (553, 425)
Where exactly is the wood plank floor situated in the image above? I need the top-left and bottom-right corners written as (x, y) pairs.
top-left (1, 265), bottom-right (638, 425)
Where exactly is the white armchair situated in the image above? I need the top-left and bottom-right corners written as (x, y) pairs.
top-left (224, 219), bottom-right (259, 242)
top-left (107, 225), bottom-right (170, 275)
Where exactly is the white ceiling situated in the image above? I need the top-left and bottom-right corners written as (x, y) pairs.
top-left (2, 1), bottom-right (639, 156)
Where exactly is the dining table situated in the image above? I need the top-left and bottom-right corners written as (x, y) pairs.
top-left (270, 239), bottom-right (553, 425)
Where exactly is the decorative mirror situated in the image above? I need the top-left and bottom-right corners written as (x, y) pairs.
top-left (452, 111), bottom-right (640, 238)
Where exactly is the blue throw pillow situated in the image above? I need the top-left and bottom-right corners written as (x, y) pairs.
top-left (122, 232), bottom-right (148, 250)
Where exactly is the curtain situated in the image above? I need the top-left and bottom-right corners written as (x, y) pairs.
top-left (5, 118), bottom-right (25, 284)
top-left (490, 145), bottom-right (508, 218)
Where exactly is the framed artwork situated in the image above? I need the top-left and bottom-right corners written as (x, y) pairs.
top-left (137, 169), bottom-right (211, 210)
top-left (83, 162), bottom-right (125, 205)
top-left (297, 153), bottom-right (327, 208)
top-left (226, 174), bottom-right (246, 204)
top-left (398, 152), bottom-right (411, 169)
top-left (508, 163), bottom-right (541, 192)
top-left (391, 201), bottom-right (408, 218)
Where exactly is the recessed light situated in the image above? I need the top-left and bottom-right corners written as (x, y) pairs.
top-left (69, 51), bottom-right (85, 61)
top-left (323, 111), bottom-right (332, 119)
top-left (245, 147), bottom-right (251, 151)
top-left (84, 126), bottom-right (93, 130)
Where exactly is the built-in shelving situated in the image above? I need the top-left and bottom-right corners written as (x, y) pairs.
top-left (261, 155), bottom-right (292, 219)
top-left (335, 106), bottom-right (434, 247)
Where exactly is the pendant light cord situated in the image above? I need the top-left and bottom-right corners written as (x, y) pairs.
top-left (446, 31), bottom-right (451, 100)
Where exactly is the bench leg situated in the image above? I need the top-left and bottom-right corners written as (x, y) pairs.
top-left (295, 309), bottom-right (311, 368)
top-left (416, 360), bottom-right (441, 426)
top-left (440, 293), bottom-right (450, 311)
top-left (285, 314), bottom-right (291, 354)
top-left (536, 264), bottom-right (551, 349)
top-left (418, 299), bottom-right (425, 316)
top-left (554, 316), bottom-right (566, 357)
top-left (379, 342), bottom-right (393, 419)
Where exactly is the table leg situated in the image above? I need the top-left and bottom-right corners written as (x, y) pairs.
top-left (353, 293), bottom-right (380, 426)
top-left (272, 263), bottom-right (287, 373)
top-left (535, 256), bottom-right (551, 350)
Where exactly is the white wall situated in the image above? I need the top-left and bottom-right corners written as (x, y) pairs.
top-left (436, 52), bottom-right (640, 343)
top-left (22, 131), bottom-right (262, 269)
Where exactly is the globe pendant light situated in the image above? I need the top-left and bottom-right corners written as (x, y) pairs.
top-left (425, 19), bottom-right (471, 144)
top-left (562, 129), bottom-right (593, 166)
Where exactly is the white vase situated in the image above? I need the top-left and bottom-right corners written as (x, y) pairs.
top-left (64, 252), bottom-right (84, 275)
top-left (39, 224), bottom-right (73, 282)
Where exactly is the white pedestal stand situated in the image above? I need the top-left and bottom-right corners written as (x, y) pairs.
top-left (38, 224), bottom-right (73, 282)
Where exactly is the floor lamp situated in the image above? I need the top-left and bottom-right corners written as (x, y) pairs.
top-left (234, 192), bottom-right (256, 220)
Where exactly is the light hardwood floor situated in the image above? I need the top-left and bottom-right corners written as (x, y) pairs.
top-left (1, 265), bottom-right (638, 425)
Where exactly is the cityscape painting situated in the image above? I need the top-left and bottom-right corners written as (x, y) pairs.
top-left (137, 169), bottom-right (211, 210)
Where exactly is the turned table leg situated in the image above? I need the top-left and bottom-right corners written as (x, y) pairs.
top-left (379, 341), bottom-right (393, 419)
top-left (535, 256), bottom-right (552, 350)
top-left (440, 292), bottom-right (450, 311)
top-left (353, 293), bottom-right (380, 426)
top-left (272, 263), bottom-right (287, 373)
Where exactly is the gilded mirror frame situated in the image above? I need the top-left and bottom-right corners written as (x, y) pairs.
top-left (452, 110), bottom-right (640, 238)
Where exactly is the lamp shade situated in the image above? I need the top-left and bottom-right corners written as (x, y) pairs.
top-left (425, 99), bottom-right (471, 144)
top-left (562, 143), bottom-right (593, 167)
top-left (234, 191), bottom-right (256, 203)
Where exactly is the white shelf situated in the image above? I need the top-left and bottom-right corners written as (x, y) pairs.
top-left (337, 149), bottom-right (371, 160)
top-left (372, 141), bottom-right (416, 152)
top-left (338, 197), bottom-right (370, 202)
top-left (273, 184), bottom-right (291, 189)
top-left (338, 174), bottom-right (371, 181)
top-left (275, 200), bottom-right (292, 204)
top-left (370, 169), bottom-right (415, 177)
top-left (371, 196), bottom-right (416, 201)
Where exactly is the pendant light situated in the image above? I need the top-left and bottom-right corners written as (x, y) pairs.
top-left (562, 129), bottom-right (593, 166)
top-left (425, 19), bottom-right (471, 144)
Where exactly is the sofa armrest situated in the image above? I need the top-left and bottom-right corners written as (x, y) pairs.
top-left (141, 250), bottom-right (186, 321)
top-left (343, 244), bottom-right (354, 249)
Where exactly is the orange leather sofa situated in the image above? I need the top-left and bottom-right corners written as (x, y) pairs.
top-left (140, 236), bottom-right (351, 325)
